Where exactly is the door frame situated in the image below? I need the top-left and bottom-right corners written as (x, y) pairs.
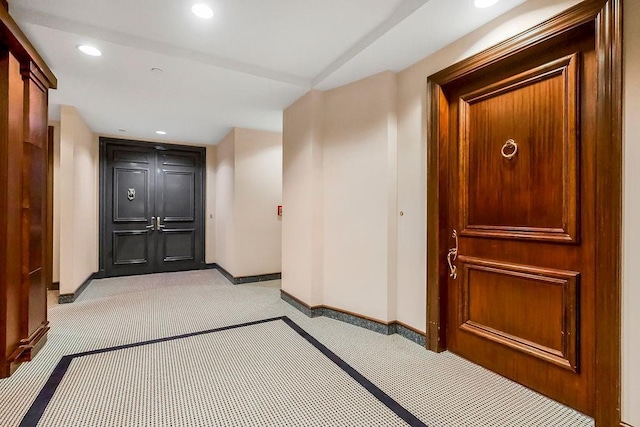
top-left (425, 0), bottom-right (622, 425)
top-left (98, 137), bottom-right (206, 277)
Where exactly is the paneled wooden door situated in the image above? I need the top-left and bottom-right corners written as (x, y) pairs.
top-left (102, 140), bottom-right (205, 277)
top-left (442, 26), bottom-right (596, 414)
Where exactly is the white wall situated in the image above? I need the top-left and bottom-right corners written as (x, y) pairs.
top-left (59, 106), bottom-right (99, 295)
top-left (623, 0), bottom-right (639, 424)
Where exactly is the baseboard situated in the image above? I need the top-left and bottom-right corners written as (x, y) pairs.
top-left (205, 263), bottom-right (281, 285)
top-left (280, 290), bottom-right (426, 346)
top-left (621, 422), bottom-right (635, 427)
top-left (58, 272), bottom-right (98, 304)
top-left (48, 281), bottom-right (59, 291)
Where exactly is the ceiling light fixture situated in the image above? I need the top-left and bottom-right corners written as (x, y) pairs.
top-left (156, 130), bottom-right (167, 135)
top-left (151, 67), bottom-right (163, 73)
top-left (77, 45), bottom-right (102, 56)
top-left (474, 0), bottom-right (500, 7)
top-left (192, 4), bottom-right (214, 19)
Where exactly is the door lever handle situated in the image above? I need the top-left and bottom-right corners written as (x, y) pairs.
top-left (146, 217), bottom-right (156, 231)
top-left (156, 216), bottom-right (165, 231)
top-left (447, 229), bottom-right (458, 279)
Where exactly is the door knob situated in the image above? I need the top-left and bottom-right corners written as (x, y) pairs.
top-left (156, 216), bottom-right (165, 231)
top-left (447, 229), bottom-right (458, 279)
top-left (146, 217), bottom-right (156, 231)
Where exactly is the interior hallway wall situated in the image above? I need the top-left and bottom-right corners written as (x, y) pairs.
top-left (214, 130), bottom-right (236, 274)
top-left (205, 145), bottom-right (216, 264)
top-left (58, 106), bottom-right (99, 295)
top-left (282, 91), bottom-right (324, 305)
top-left (215, 128), bottom-right (283, 277)
top-left (322, 71), bottom-right (398, 321)
top-left (49, 120), bottom-right (61, 284)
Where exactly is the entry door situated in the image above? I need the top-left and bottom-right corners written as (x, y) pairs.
top-left (444, 27), bottom-right (596, 414)
top-left (104, 142), bottom-right (204, 277)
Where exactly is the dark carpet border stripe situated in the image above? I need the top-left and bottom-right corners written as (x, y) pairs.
top-left (19, 316), bottom-right (426, 427)
top-left (282, 317), bottom-right (427, 427)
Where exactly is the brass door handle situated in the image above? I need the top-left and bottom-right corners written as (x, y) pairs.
top-left (146, 217), bottom-right (156, 231)
top-left (447, 229), bottom-right (458, 279)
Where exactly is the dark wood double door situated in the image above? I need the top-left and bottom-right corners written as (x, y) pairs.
top-left (102, 139), bottom-right (205, 277)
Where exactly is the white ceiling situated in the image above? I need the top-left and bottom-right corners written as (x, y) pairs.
top-left (11, 0), bottom-right (527, 145)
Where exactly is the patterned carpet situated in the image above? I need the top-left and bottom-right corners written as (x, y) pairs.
top-left (0, 270), bottom-right (593, 426)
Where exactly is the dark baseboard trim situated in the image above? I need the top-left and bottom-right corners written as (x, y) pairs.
top-left (58, 272), bottom-right (98, 304)
top-left (621, 422), bottom-right (634, 427)
top-left (48, 282), bottom-right (59, 291)
top-left (280, 290), bottom-right (426, 347)
top-left (205, 263), bottom-right (281, 285)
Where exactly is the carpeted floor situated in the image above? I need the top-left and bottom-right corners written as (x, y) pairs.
top-left (0, 270), bottom-right (594, 426)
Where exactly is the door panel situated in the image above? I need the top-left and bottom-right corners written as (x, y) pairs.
top-left (113, 168), bottom-right (150, 222)
top-left (155, 150), bottom-right (202, 272)
top-left (103, 142), bottom-right (204, 276)
top-left (445, 27), bottom-right (595, 415)
top-left (460, 53), bottom-right (579, 243)
top-left (105, 145), bottom-right (156, 277)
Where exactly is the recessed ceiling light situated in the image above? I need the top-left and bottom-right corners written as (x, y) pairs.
top-left (156, 130), bottom-right (167, 135)
top-left (192, 4), bottom-right (214, 19)
top-left (474, 0), bottom-right (500, 7)
top-left (77, 45), bottom-right (102, 56)
top-left (151, 67), bottom-right (163, 73)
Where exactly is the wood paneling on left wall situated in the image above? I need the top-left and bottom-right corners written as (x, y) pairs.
top-left (0, 2), bottom-right (56, 377)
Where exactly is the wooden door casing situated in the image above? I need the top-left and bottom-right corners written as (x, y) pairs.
top-left (426, 0), bottom-right (623, 424)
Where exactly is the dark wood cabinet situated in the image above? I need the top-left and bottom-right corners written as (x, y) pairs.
top-left (0, 4), bottom-right (56, 378)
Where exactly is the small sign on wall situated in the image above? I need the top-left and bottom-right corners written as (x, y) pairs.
top-left (277, 205), bottom-right (283, 216)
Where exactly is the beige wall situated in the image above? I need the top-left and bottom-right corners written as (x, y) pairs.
top-left (322, 71), bottom-right (398, 320)
top-left (623, 0), bottom-right (639, 424)
top-left (215, 130), bottom-right (236, 273)
top-left (283, 0), bottom-right (639, 422)
top-left (215, 128), bottom-right (283, 277)
top-left (282, 91), bottom-right (324, 305)
top-left (205, 146), bottom-right (216, 264)
top-left (58, 106), bottom-right (99, 295)
top-left (234, 128), bottom-right (283, 276)
top-left (49, 121), bottom-right (61, 284)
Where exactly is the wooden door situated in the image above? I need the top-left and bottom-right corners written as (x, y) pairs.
top-left (102, 140), bottom-right (205, 277)
top-left (443, 26), bottom-right (596, 414)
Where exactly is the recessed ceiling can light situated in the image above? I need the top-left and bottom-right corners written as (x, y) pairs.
top-left (77, 44), bottom-right (102, 56)
top-left (151, 67), bottom-right (163, 73)
top-left (192, 4), bottom-right (214, 19)
top-left (156, 130), bottom-right (167, 135)
top-left (474, 0), bottom-right (500, 7)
